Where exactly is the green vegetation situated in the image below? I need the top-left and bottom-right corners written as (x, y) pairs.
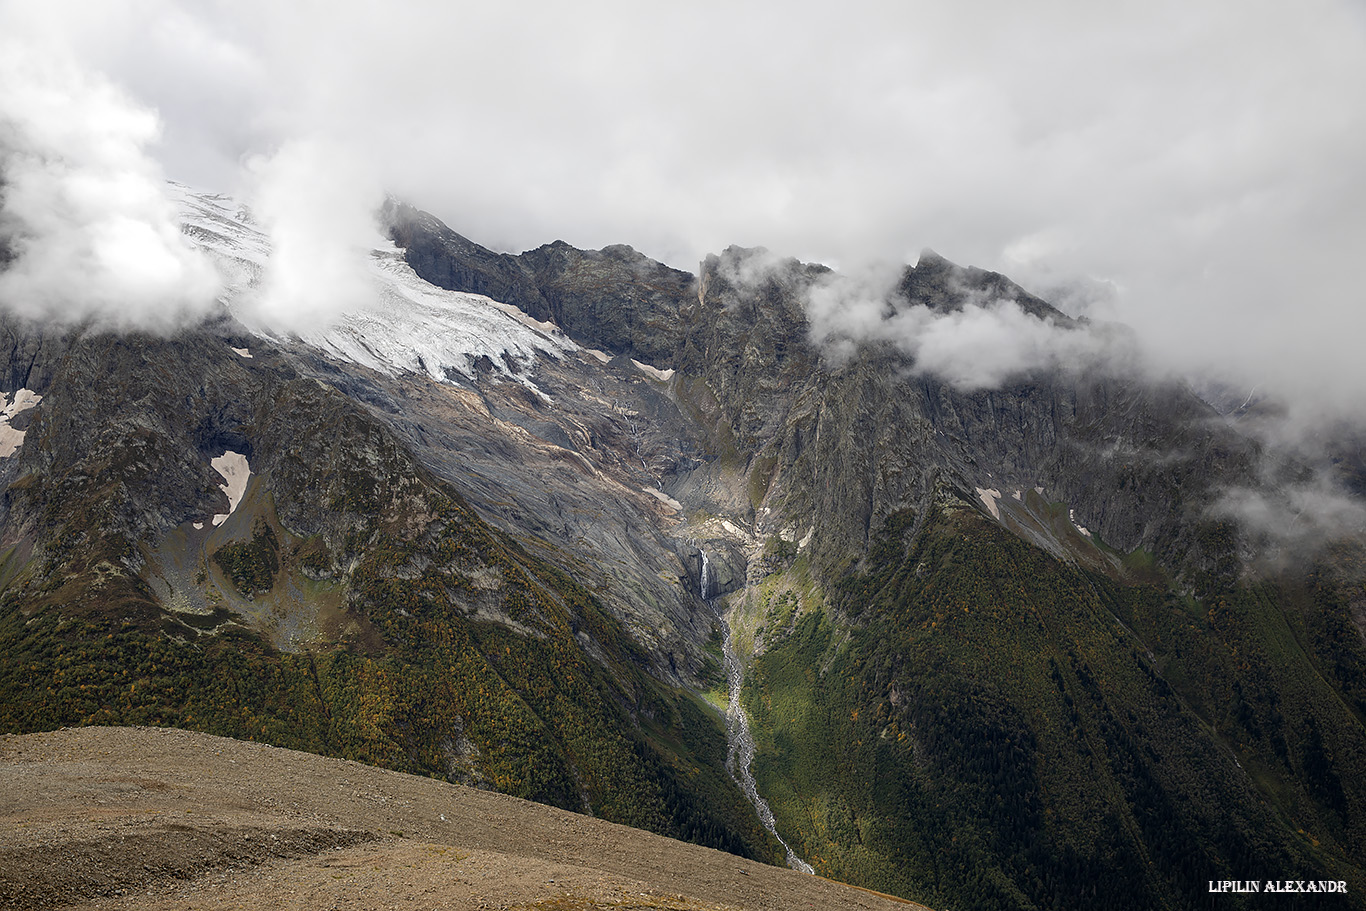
top-left (699, 623), bottom-right (728, 711)
top-left (212, 519), bottom-right (279, 596)
top-left (742, 504), bottom-right (1366, 910)
top-left (0, 508), bottom-right (770, 858)
top-left (0, 375), bottom-right (775, 864)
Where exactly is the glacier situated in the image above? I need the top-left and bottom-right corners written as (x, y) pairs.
top-left (170, 182), bottom-right (576, 393)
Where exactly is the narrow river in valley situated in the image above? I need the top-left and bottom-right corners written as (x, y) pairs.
top-left (701, 551), bottom-right (814, 874)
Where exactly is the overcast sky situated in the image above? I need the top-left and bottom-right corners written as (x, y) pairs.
top-left (2, 0), bottom-right (1365, 419)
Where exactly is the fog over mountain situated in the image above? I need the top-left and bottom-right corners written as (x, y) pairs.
top-left (2, 0), bottom-right (1365, 423)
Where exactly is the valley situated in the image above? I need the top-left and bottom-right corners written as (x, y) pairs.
top-left (0, 188), bottom-right (1363, 910)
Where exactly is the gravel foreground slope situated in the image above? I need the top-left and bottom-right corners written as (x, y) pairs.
top-left (0, 726), bottom-right (926, 911)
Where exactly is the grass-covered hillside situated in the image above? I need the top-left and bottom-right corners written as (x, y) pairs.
top-left (740, 499), bottom-right (1366, 910)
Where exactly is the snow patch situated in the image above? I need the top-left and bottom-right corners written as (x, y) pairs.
top-left (488, 300), bottom-right (566, 337)
top-left (1034, 486), bottom-right (1044, 495)
top-left (798, 527), bottom-right (814, 550)
top-left (976, 487), bottom-right (1002, 520)
top-left (630, 359), bottom-right (675, 382)
top-left (642, 487), bottom-right (683, 511)
top-left (211, 451), bottom-right (250, 527)
top-left (169, 182), bottom-right (270, 297)
top-left (0, 425), bottom-right (24, 459)
top-left (1069, 508), bottom-right (1092, 538)
top-left (583, 348), bottom-right (611, 364)
top-left (231, 346), bottom-right (252, 358)
top-left (5, 388), bottom-right (42, 418)
top-left (1012, 489), bottom-right (1023, 501)
top-left (0, 389), bottom-right (42, 457)
top-left (192, 522), bottom-right (204, 530)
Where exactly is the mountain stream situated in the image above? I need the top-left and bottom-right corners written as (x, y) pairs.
top-left (701, 551), bottom-right (814, 874)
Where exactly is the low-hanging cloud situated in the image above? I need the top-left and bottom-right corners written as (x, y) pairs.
top-left (804, 262), bottom-right (1136, 390)
top-left (1214, 474), bottom-right (1366, 567)
top-left (238, 138), bottom-right (385, 334)
top-left (891, 301), bottom-right (1102, 390)
top-left (0, 34), bottom-right (220, 331)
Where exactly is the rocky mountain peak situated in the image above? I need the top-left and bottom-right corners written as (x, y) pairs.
top-left (899, 247), bottom-right (1073, 324)
top-left (389, 204), bottom-right (692, 367)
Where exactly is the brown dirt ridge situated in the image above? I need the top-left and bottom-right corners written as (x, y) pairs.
top-left (0, 726), bottom-right (928, 911)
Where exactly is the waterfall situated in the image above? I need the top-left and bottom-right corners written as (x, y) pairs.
top-left (701, 549), bottom-right (814, 875)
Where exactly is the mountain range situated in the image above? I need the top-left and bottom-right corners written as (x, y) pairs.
top-left (1, 185), bottom-right (1364, 910)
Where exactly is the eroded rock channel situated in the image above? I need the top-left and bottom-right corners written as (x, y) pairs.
top-left (701, 551), bottom-right (814, 875)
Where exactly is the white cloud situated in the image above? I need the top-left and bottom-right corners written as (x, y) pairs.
top-left (0, 27), bottom-right (220, 330)
top-left (891, 301), bottom-right (1090, 391)
top-left (805, 261), bottom-right (1136, 390)
top-left (240, 138), bottom-right (385, 333)
top-left (1214, 476), bottom-right (1366, 564)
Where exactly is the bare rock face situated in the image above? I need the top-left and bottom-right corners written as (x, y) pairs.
top-left (519, 241), bottom-right (693, 367)
top-left (379, 206), bottom-right (1279, 613)
top-left (898, 248), bottom-right (1076, 322)
top-left (380, 205), bottom-right (1277, 643)
top-left (384, 202), bottom-right (546, 316)
top-left (0, 313), bottom-right (71, 405)
top-left (638, 244), bottom-right (1255, 590)
top-left (318, 348), bottom-right (719, 684)
top-left (386, 202), bottom-right (693, 367)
